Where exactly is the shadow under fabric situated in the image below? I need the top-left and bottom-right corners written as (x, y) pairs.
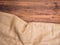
top-left (0, 12), bottom-right (60, 45)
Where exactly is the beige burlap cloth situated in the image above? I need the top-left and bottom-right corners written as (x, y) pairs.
top-left (0, 12), bottom-right (60, 45)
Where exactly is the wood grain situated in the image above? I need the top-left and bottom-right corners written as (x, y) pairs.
top-left (0, 0), bottom-right (60, 23)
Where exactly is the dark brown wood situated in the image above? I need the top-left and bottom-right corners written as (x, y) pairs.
top-left (0, 0), bottom-right (60, 23)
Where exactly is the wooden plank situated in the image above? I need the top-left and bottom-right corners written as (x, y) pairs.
top-left (0, 0), bottom-right (60, 2)
top-left (0, 0), bottom-right (60, 23)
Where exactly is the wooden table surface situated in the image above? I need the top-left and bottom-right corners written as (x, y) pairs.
top-left (0, 0), bottom-right (60, 23)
